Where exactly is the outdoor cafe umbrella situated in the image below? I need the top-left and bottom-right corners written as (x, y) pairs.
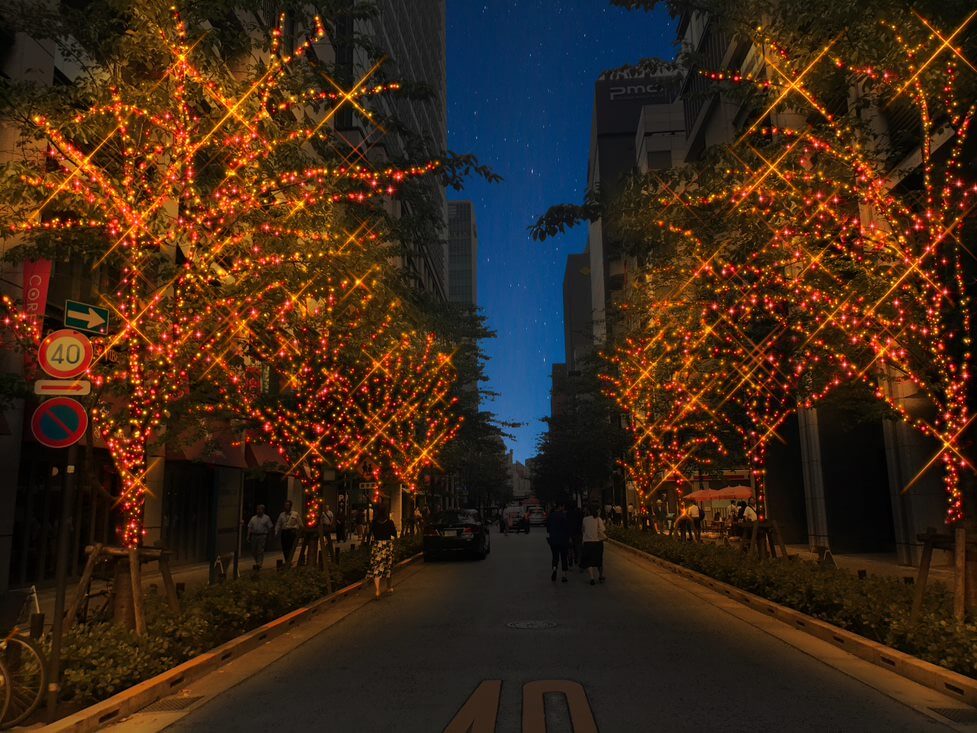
top-left (682, 489), bottom-right (721, 501)
top-left (713, 485), bottom-right (754, 501)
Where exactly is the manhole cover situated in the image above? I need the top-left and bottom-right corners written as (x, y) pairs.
top-left (930, 707), bottom-right (977, 724)
top-left (507, 620), bottom-right (557, 630)
top-left (141, 696), bottom-right (204, 713)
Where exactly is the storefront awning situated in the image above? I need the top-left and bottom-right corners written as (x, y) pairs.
top-left (245, 442), bottom-right (287, 472)
top-left (169, 432), bottom-right (247, 469)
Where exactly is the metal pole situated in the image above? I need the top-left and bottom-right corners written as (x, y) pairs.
top-left (46, 448), bottom-right (77, 719)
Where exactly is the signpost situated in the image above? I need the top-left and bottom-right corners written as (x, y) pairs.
top-left (32, 327), bottom-right (93, 720)
top-left (31, 397), bottom-right (88, 449)
top-left (63, 300), bottom-right (109, 335)
top-left (37, 329), bottom-right (93, 379)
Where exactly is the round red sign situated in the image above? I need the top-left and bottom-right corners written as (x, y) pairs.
top-left (31, 397), bottom-right (88, 449)
top-left (37, 329), bottom-right (93, 379)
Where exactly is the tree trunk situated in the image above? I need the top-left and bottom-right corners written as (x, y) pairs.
top-left (961, 473), bottom-right (977, 617)
top-left (111, 556), bottom-right (135, 629)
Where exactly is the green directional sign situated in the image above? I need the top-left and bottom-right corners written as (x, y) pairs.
top-left (64, 300), bottom-right (110, 335)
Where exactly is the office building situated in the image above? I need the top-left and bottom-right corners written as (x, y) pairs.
top-left (586, 71), bottom-right (683, 344)
top-left (563, 252), bottom-right (592, 373)
top-left (338, 0), bottom-right (449, 300)
top-left (447, 201), bottom-right (478, 306)
top-left (507, 452), bottom-right (532, 501)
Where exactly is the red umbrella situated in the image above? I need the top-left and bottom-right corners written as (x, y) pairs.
top-left (714, 485), bottom-right (754, 500)
top-left (683, 489), bottom-right (720, 501)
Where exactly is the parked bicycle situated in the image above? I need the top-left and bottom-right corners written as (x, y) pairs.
top-left (0, 588), bottom-right (47, 729)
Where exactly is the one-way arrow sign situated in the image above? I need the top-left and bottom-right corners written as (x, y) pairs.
top-left (64, 300), bottom-right (110, 335)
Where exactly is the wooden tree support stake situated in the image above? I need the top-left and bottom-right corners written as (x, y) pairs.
top-left (63, 543), bottom-right (103, 632)
top-left (910, 539), bottom-right (934, 624)
top-left (159, 555), bottom-right (180, 614)
top-left (955, 526), bottom-right (966, 623)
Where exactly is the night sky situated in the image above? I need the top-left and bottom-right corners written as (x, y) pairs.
top-left (446, 2), bottom-right (675, 462)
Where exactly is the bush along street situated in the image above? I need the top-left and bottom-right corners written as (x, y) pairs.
top-left (59, 536), bottom-right (421, 707)
top-left (609, 528), bottom-right (977, 679)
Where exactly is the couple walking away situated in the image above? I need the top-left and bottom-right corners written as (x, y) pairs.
top-left (546, 503), bottom-right (606, 584)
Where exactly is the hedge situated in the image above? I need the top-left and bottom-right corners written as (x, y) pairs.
top-left (60, 535), bottom-right (421, 706)
top-left (609, 527), bottom-right (977, 679)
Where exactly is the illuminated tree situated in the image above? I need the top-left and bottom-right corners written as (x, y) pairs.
top-left (0, 8), bottom-right (434, 547)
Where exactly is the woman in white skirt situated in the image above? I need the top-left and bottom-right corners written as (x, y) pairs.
top-left (369, 505), bottom-right (398, 600)
top-left (580, 505), bottom-right (607, 585)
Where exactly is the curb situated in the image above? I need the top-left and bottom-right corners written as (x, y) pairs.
top-left (609, 538), bottom-right (977, 708)
top-left (42, 552), bottom-right (423, 733)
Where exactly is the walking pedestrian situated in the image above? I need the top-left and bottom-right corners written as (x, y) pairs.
top-left (321, 504), bottom-right (336, 541)
top-left (335, 508), bottom-right (347, 543)
top-left (404, 503), bottom-right (415, 536)
top-left (546, 501), bottom-right (570, 583)
top-left (275, 499), bottom-right (301, 566)
top-left (368, 505), bottom-right (398, 600)
top-left (356, 508), bottom-right (367, 540)
top-left (654, 496), bottom-right (665, 533)
top-left (413, 505), bottom-right (424, 536)
top-left (675, 502), bottom-right (693, 542)
top-left (743, 497), bottom-right (758, 523)
top-left (246, 504), bottom-right (274, 570)
top-left (688, 501), bottom-right (702, 543)
top-left (567, 503), bottom-right (583, 571)
top-left (581, 504), bottom-right (607, 585)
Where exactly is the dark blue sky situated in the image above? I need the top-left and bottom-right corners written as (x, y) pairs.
top-left (446, 2), bottom-right (675, 462)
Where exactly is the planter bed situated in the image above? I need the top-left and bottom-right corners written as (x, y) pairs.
top-left (57, 536), bottom-right (421, 713)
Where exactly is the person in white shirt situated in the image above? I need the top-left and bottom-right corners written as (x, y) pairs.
top-left (320, 504), bottom-right (336, 542)
top-left (687, 502), bottom-right (701, 543)
top-left (743, 497), bottom-right (758, 523)
top-left (247, 505), bottom-right (275, 570)
top-left (275, 500), bottom-right (302, 566)
top-left (580, 505), bottom-right (607, 585)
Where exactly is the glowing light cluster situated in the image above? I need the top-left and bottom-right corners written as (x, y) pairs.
top-left (608, 16), bottom-right (977, 523)
top-left (0, 12), bottom-right (461, 546)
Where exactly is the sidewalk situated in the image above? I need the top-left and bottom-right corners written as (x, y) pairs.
top-left (25, 533), bottom-right (380, 625)
top-left (662, 526), bottom-right (956, 587)
top-left (786, 545), bottom-right (955, 586)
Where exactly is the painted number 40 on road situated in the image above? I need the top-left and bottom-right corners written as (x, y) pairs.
top-left (446, 680), bottom-right (598, 733)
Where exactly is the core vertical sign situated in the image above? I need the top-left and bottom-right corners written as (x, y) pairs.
top-left (22, 260), bottom-right (52, 337)
top-left (37, 330), bottom-right (93, 379)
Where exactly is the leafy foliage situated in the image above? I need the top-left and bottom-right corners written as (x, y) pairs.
top-left (60, 535), bottom-right (421, 705)
top-left (428, 303), bottom-right (515, 508)
top-left (532, 360), bottom-right (629, 504)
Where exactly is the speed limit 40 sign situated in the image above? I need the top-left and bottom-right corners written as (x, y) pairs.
top-left (37, 329), bottom-right (93, 379)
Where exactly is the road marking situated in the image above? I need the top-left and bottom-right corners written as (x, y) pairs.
top-left (444, 680), bottom-right (599, 733)
top-left (523, 680), bottom-right (598, 733)
top-left (443, 680), bottom-right (501, 733)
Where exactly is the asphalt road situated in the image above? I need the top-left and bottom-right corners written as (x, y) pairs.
top-left (168, 529), bottom-right (952, 733)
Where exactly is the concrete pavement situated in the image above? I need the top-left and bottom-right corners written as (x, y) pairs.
top-left (120, 528), bottom-right (971, 732)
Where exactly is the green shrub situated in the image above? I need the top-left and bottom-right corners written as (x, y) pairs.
top-left (610, 527), bottom-right (977, 679)
top-left (60, 535), bottom-right (422, 706)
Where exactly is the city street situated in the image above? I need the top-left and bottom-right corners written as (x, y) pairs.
top-left (153, 530), bottom-right (955, 733)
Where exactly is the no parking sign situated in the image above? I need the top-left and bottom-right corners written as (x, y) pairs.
top-left (31, 397), bottom-right (88, 449)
